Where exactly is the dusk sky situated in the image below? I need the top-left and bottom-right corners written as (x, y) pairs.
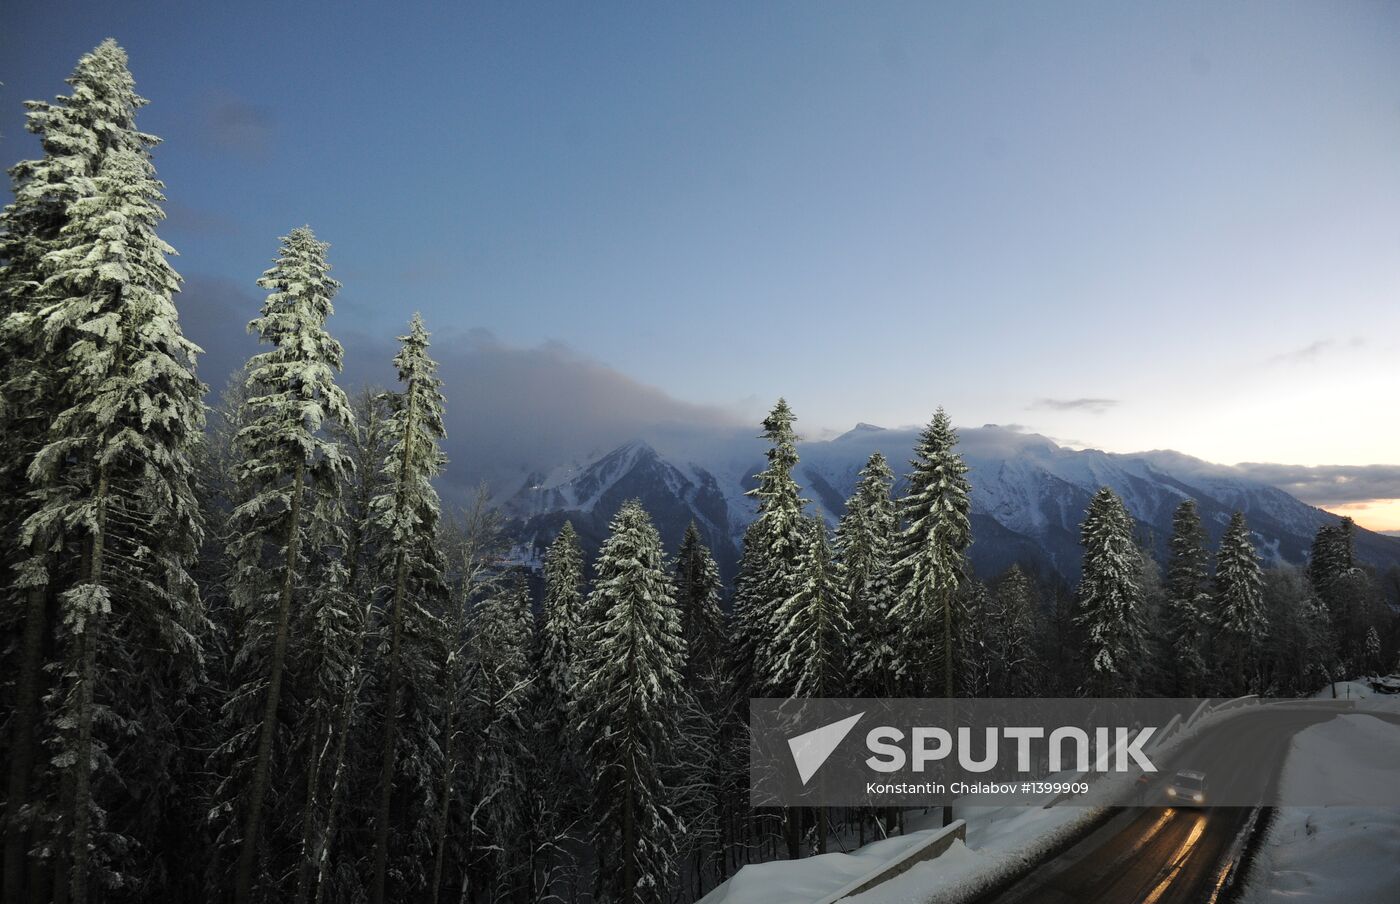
top-left (4, 1), bottom-right (1399, 525)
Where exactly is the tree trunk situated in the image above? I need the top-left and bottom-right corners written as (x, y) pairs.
top-left (4, 581), bottom-right (49, 904)
top-left (306, 511), bottom-right (374, 904)
top-left (234, 459), bottom-right (307, 904)
top-left (428, 664), bottom-right (460, 904)
top-left (307, 594), bottom-right (376, 904)
top-left (292, 712), bottom-right (328, 904)
top-left (366, 538), bottom-right (407, 904)
top-left (623, 763), bottom-right (635, 904)
top-left (942, 594), bottom-right (955, 829)
top-left (785, 807), bottom-right (800, 859)
top-left (68, 469), bottom-right (109, 904)
top-left (370, 385), bottom-right (419, 904)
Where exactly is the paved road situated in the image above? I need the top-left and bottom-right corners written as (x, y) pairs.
top-left (983, 706), bottom-right (1347, 904)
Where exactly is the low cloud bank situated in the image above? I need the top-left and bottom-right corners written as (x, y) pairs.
top-left (179, 275), bottom-right (745, 499)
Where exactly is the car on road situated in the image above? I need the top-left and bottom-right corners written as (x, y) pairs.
top-left (1165, 769), bottom-right (1207, 806)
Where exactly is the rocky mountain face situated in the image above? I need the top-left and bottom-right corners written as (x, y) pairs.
top-left (500, 424), bottom-right (1400, 588)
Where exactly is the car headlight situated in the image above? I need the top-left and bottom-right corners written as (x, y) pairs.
top-left (1192, 793), bottom-right (1203, 802)
top-left (1167, 787), bottom-right (1176, 796)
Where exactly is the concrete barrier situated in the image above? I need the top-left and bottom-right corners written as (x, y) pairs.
top-left (1184, 698), bottom-right (1213, 731)
top-left (1211, 694), bottom-right (1259, 713)
top-left (1145, 713), bottom-right (1183, 752)
top-left (812, 819), bottom-right (968, 903)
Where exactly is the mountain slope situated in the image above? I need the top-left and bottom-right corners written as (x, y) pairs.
top-left (500, 425), bottom-right (1400, 586)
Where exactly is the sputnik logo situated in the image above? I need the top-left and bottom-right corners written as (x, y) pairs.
top-left (787, 712), bottom-right (865, 785)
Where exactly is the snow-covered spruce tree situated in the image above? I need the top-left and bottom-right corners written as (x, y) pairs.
top-left (576, 501), bottom-right (687, 904)
top-left (20, 114), bottom-right (207, 904)
top-left (889, 409), bottom-right (972, 699)
top-left (958, 581), bottom-right (996, 697)
top-left (368, 313), bottom-right (449, 904)
top-left (1307, 518), bottom-right (1355, 598)
top-left (730, 399), bottom-right (808, 698)
top-left (836, 452), bottom-right (898, 697)
top-left (1215, 512), bottom-right (1266, 695)
top-left (428, 488), bottom-right (508, 904)
top-left (1038, 582), bottom-right (1085, 696)
top-left (1363, 626), bottom-right (1382, 675)
top-left (1075, 488), bottom-right (1146, 696)
top-left (669, 523), bottom-right (728, 889)
top-left (725, 522), bottom-right (768, 705)
top-left (726, 401), bottom-right (811, 857)
top-left (1307, 518), bottom-right (1376, 667)
top-left (540, 521), bottom-right (587, 743)
top-left (525, 520), bottom-right (589, 897)
top-left (218, 226), bottom-right (353, 904)
top-left (1260, 567), bottom-right (1336, 695)
top-left (462, 580), bottom-right (537, 901)
top-left (989, 565), bottom-right (1039, 697)
top-left (1163, 500), bottom-right (1212, 695)
top-left (717, 523), bottom-right (772, 869)
top-left (771, 517), bottom-right (849, 699)
top-left (1, 40), bottom-right (203, 902)
top-left (771, 516), bottom-right (849, 855)
top-left (674, 522), bottom-right (727, 694)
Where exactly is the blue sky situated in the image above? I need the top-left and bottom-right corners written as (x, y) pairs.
top-left (4, 2), bottom-right (1400, 521)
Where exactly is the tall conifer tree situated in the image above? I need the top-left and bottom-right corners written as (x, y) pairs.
top-left (890, 409), bottom-right (972, 698)
top-left (770, 517), bottom-right (849, 699)
top-left (837, 453), bottom-right (898, 697)
top-left (1076, 488), bottom-right (1145, 695)
top-left (464, 581), bottom-right (537, 899)
top-left (368, 314), bottom-right (449, 904)
top-left (576, 502), bottom-right (686, 904)
top-left (1164, 500), bottom-right (1212, 695)
top-left (674, 522), bottom-right (727, 692)
top-left (14, 51), bottom-right (206, 904)
top-left (540, 521), bottom-right (586, 737)
top-left (221, 227), bottom-right (352, 904)
top-left (988, 565), bottom-right (1038, 697)
top-left (731, 400), bottom-right (807, 697)
top-left (1216, 511), bottom-right (1266, 694)
top-left (0, 41), bottom-right (206, 900)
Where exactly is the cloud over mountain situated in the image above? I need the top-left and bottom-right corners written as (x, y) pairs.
top-left (178, 274), bottom-right (746, 498)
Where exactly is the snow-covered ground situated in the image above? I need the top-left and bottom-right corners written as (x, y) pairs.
top-left (1239, 678), bottom-right (1400, 904)
top-left (701, 804), bottom-right (1101, 904)
top-left (1308, 677), bottom-right (1400, 713)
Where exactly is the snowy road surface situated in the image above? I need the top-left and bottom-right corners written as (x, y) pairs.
top-left (980, 707), bottom-right (1376, 904)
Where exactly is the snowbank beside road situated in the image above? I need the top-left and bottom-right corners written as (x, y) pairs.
top-left (845, 804), bottom-right (1104, 903)
top-left (700, 830), bottom-right (945, 904)
top-left (703, 803), bottom-right (1104, 904)
top-left (1309, 678), bottom-right (1400, 715)
top-left (1240, 712), bottom-right (1400, 904)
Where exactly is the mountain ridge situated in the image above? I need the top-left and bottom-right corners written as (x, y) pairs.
top-left (501, 424), bottom-right (1400, 587)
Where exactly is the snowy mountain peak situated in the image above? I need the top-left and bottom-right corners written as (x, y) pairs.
top-left (834, 422), bottom-right (887, 441)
